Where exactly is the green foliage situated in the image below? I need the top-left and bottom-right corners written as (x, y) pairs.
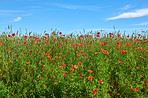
top-left (0, 28), bottom-right (148, 97)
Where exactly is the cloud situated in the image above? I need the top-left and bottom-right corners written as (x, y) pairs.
top-left (106, 8), bottom-right (148, 20)
top-left (134, 22), bottom-right (148, 26)
top-left (11, 17), bottom-right (22, 22)
top-left (120, 5), bottom-right (132, 10)
top-left (53, 4), bottom-right (101, 11)
top-left (0, 10), bottom-right (23, 13)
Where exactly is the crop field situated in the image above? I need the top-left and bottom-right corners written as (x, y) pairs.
top-left (0, 29), bottom-right (148, 98)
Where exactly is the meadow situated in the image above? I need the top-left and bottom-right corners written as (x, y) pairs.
top-left (0, 28), bottom-right (148, 98)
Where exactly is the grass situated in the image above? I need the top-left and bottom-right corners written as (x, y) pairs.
top-left (0, 28), bottom-right (148, 98)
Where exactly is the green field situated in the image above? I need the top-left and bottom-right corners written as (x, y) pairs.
top-left (0, 29), bottom-right (148, 98)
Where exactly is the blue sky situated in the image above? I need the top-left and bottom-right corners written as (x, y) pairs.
top-left (0, 0), bottom-right (148, 36)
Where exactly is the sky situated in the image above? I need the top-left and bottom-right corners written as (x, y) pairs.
top-left (0, 0), bottom-right (148, 36)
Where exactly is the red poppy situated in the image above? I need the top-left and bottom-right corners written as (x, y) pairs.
top-left (40, 77), bottom-right (43, 80)
top-left (104, 50), bottom-right (108, 54)
top-left (97, 32), bottom-right (100, 34)
top-left (78, 62), bottom-right (82, 65)
top-left (103, 42), bottom-right (107, 45)
top-left (24, 42), bottom-right (26, 44)
top-left (88, 76), bottom-right (93, 80)
top-left (97, 35), bottom-right (100, 37)
top-left (80, 35), bottom-right (84, 38)
top-left (117, 34), bottom-right (120, 38)
top-left (59, 32), bottom-right (62, 34)
top-left (7, 50), bottom-right (11, 52)
top-left (42, 68), bottom-right (45, 71)
top-left (12, 33), bottom-right (15, 36)
top-left (24, 36), bottom-right (27, 39)
top-left (82, 54), bottom-right (85, 56)
top-left (69, 69), bottom-right (74, 71)
top-left (135, 88), bottom-right (139, 91)
top-left (79, 43), bottom-right (84, 46)
top-left (88, 70), bottom-right (93, 73)
top-left (73, 65), bottom-right (78, 69)
top-left (59, 66), bottom-right (63, 68)
top-left (13, 92), bottom-right (15, 96)
top-left (77, 54), bottom-right (80, 56)
top-left (26, 62), bottom-right (30, 65)
top-left (98, 80), bottom-right (103, 84)
top-left (0, 41), bottom-right (2, 45)
top-left (63, 74), bottom-right (67, 76)
top-left (109, 33), bottom-right (113, 35)
top-left (138, 34), bottom-right (141, 36)
top-left (8, 35), bottom-right (11, 37)
top-left (45, 33), bottom-right (49, 35)
top-left (126, 44), bottom-right (130, 46)
top-left (92, 88), bottom-right (97, 95)
top-left (145, 80), bottom-right (148, 84)
top-left (54, 81), bottom-right (57, 85)
top-left (121, 50), bottom-right (126, 54)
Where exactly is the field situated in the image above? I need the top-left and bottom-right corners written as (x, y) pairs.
top-left (0, 29), bottom-right (148, 98)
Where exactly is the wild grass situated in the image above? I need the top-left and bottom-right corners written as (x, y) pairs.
top-left (0, 28), bottom-right (148, 98)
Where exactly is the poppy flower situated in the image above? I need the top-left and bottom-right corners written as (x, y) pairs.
top-left (7, 50), bottom-right (11, 52)
top-left (92, 88), bottom-right (98, 95)
top-left (69, 69), bottom-right (74, 71)
top-left (77, 54), bottom-right (80, 56)
top-left (59, 32), bottom-right (62, 34)
top-left (135, 88), bottom-right (139, 91)
top-left (42, 68), bottom-right (45, 71)
top-left (145, 80), bottom-right (148, 84)
top-left (13, 92), bottom-right (15, 96)
top-left (97, 32), bottom-right (100, 34)
top-left (45, 33), bottom-right (49, 36)
top-left (88, 76), bottom-right (93, 80)
top-left (80, 35), bottom-right (84, 38)
top-left (98, 80), bottom-right (103, 84)
top-left (97, 35), bottom-right (100, 37)
top-left (26, 62), bottom-right (30, 65)
top-left (8, 35), bottom-right (11, 37)
top-left (12, 33), bottom-right (15, 36)
top-left (79, 43), bottom-right (84, 46)
top-left (126, 44), bottom-right (130, 46)
top-left (119, 61), bottom-right (122, 63)
top-left (63, 74), bottom-right (67, 76)
top-left (121, 50), bottom-right (126, 54)
top-left (73, 65), bottom-right (78, 69)
top-left (40, 77), bottom-right (43, 80)
top-left (0, 41), bottom-right (2, 45)
top-left (24, 36), bottom-right (27, 39)
top-left (59, 66), bottom-right (63, 68)
top-left (78, 62), bottom-right (82, 65)
top-left (54, 81), bottom-right (57, 85)
top-left (88, 70), bottom-right (93, 73)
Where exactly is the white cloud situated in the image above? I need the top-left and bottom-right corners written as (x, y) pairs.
top-left (0, 10), bottom-right (23, 13)
top-left (53, 4), bottom-right (101, 11)
top-left (11, 17), bottom-right (22, 22)
top-left (120, 5), bottom-right (132, 10)
top-left (134, 22), bottom-right (148, 25)
top-left (106, 8), bottom-right (148, 20)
